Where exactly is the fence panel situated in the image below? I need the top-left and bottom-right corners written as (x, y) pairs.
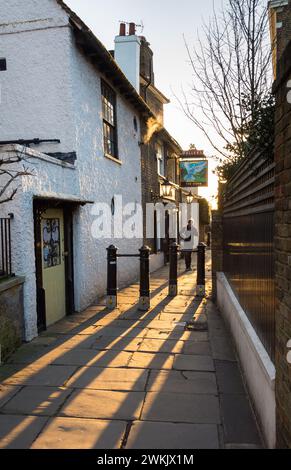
top-left (222, 152), bottom-right (275, 360)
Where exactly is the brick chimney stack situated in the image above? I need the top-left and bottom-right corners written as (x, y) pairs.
top-left (129, 22), bottom-right (136, 35)
top-left (119, 23), bottom-right (126, 36)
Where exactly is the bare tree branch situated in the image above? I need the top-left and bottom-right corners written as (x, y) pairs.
top-left (0, 147), bottom-right (33, 204)
top-left (179, 0), bottom-right (274, 162)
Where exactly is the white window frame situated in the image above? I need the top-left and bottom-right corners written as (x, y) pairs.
top-left (156, 143), bottom-right (165, 177)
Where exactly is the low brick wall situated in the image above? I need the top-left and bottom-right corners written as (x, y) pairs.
top-left (0, 277), bottom-right (25, 362)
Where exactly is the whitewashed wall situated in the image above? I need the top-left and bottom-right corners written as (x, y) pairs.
top-left (0, 148), bottom-right (79, 340)
top-left (69, 42), bottom-right (143, 311)
top-left (0, 0), bottom-right (143, 340)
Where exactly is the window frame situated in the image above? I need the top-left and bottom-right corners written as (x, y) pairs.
top-left (101, 80), bottom-right (119, 160)
top-left (167, 156), bottom-right (177, 183)
top-left (156, 142), bottom-right (165, 177)
top-left (154, 209), bottom-right (162, 253)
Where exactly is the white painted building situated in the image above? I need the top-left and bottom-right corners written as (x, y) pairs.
top-left (0, 0), bottom-right (153, 340)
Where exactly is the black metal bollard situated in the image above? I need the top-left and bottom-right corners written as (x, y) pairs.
top-left (139, 245), bottom-right (151, 311)
top-left (197, 242), bottom-right (206, 297)
top-left (106, 245), bottom-right (118, 309)
top-left (169, 242), bottom-right (179, 297)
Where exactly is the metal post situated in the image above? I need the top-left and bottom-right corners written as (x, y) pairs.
top-left (169, 242), bottom-right (179, 297)
top-left (197, 242), bottom-right (206, 297)
top-left (139, 245), bottom-right (151, 311)
top-left (106, 245), bottom-right (118, 309)
top-left (207, 231), bottom-right (211, 248)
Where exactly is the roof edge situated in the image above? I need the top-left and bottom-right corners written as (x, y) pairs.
top-left (56, 0), bottom-right (153, 118)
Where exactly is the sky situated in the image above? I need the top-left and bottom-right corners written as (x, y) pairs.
top-left (66, 0), bottom-right (224, 206)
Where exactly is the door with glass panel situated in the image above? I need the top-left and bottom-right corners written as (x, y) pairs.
top-left (41, 208), bottom-right (66, 326)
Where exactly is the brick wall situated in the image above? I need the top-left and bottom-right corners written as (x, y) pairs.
top-left (140, 125), bottom-right (181, 253)
top-left (139, 37), bottom-right (181, 255)
top-left (276, 3), bottom-right (291, 61)
top-left (140, 36), bottom-right (154, 84)
top-left (140, 123), bottom-right (160, 252)
top-left (273, 39), bottom-right (291, 449)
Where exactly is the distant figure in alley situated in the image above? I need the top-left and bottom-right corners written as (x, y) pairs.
top-left (181, 219), bottom-right (198, 271)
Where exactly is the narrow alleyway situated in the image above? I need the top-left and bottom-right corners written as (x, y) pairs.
top-left (0, 254), bottom-right (262, 449)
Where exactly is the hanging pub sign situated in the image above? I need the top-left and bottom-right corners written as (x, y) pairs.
top-left (180, 159), bottom-right (209, 187)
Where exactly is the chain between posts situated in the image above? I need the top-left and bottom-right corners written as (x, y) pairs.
top-left (168, 242), bottom-right (207, 298)
top-left (106, 245), bottom-right (151, 311)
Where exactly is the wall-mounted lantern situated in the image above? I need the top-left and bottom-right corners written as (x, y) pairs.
top-left (161, 179), bottom-right (172, 198)
top-left (186, 191), bottom-right (195, 204)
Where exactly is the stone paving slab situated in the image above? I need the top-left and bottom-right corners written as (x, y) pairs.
top-left (7, 348), bottom-right (69, 368)
top-left (182, 341), bottom-right (212, 356)
top-left (146, 370), bottom-right (218, 395)
top-left (0, 255), bottom-right (263, 449)
top-left (66, 367), bottom-right (149, 391)
top-left (220, 394), bottom-right (262, 445)
top-left (118, 310), bottom-right (158, 322)
top-left (137, 339), bottom-right (185, 354)
top-left (44, 321), bottom-right (85, 335)
top-left (128, 352), bottom-right (175, 370)
top-left (0, 385), bottom-right (22, 407)
top-left (89, 310), bottom-right (120, 321)
top-left (42, 325), bottom-right (98, 337)
top-left (30, 336), bottom-right (60, 347)
top-left (0, 415), bottom-right (48, 449)
top-left (1, 386), bottom-right (72, 416)
top-left (77, 305), bottom-right (108, 313)
top-left (158, 313), bottom-right (194, 323)
top-left (90, 327), bottom-right (148, 339)
top-left (179, 289), bottom-right (197, 296)
top-left (210, 336), bottom-right (236, 362)
top-left (51, 349), bottom-right (132, 368)
top-left (126, 421), bottom-right (220, 449)
top-left (208, 322), bottom-right (229, 338)
top-left (215, 361), bottom-right (246, 394)
top-left (0, 365), bottom-right (27, 382)
top-left (52, 335), bottom-right (98, 350)
top-left (93, 319), bottom-right (140, 328)
top-left (144, 329), bottom-right (209, 341)
top-left (173, 354), bottom-right (215, 372)
top-left (60, 389), bottom-right (145, 421)
top-left (141, 392), bottom-right (221, 424)
top-left (70, 307), bottom-right (108, 320)
top-left (162, 305), bottom-right (191, 313)
top-left (7, 345), bottom-right (53, 365)
top-left (91, 337), bottom-right (143, 352)
top-left (144, 320), bottom-right (185, 330)
top-left (1, 365), bottom-right (78, 387)
top-left (31, 417), bottom-right (126, 449)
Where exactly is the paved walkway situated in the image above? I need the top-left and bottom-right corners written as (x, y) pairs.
top-left (0, 254), bottom-right (263, 449)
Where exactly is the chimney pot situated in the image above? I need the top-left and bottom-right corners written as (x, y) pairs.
top-left (129, 22), bottom-right (136, 35)
top-left (119, 23), bottom-right (126, 36)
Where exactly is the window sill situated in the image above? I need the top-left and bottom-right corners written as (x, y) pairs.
top-left (104, 154), bottom-right (122, 165)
